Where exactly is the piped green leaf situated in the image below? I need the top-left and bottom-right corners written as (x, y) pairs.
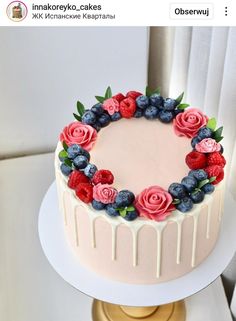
top-left (175, 92), bottom-right (184, 104)
top-left (145, 86), bottom-right (161, 97)
top-left (213, 126), bottom-right (224, 142)
top-left (172, 199), bottom-right (180, 205)
top-left (145, 86), bottom-right (152, 97)
top-left (73, 113), bottom-right (82, 121)
top-left (206, 118), bottom-right (217, 131)
top-left (76, 101), bottom-right (85, 116)
top-left (126, 205), bottom-right (135, 212)
top-left (59, 150), bottom-right (68, 160)
top-left (198, 179), bottom-right (209, 189)
top-left (105, 86), bottom-right (112, 99)
top-left (177, 103), bottom-right (189, 110)
top-left (119, 209), bottom-right (127, 217)
top-left (64, 158), bottom-right (72, 168)
top-left (62, 141), bottom-right (68, 151)
top-left (95, 95), bottom-right (105, 103)
top-left (209, 176), bottom-right (216, 183)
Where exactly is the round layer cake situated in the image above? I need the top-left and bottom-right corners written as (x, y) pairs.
top-left (55, 88), bottom-right (226, 284)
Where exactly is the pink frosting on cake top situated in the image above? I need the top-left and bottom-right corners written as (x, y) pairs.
top-left (173, 108), bottom-right (208, 138)
top-left (135, 186), bottom-right (175, 222)
top-left (60, 121), bottom-right (97, 151)
top-left (196, 138), bottom-right (221, 153)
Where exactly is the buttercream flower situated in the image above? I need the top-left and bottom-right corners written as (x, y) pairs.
top-left (195, 138), bottom-right (221, 153)
top-left (173, 108), bottom-right (208, 138)
top-left (103, 98), bottom-right (120, 115)
top-left (135, 186), bottom-right (175, 221)
top-left (93, 183), bottom-right (118, 204)
top-left (60, 121), bottom-right (97, 151)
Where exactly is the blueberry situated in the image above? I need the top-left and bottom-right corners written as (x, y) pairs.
top-left (84, 164), bottom-right (97, 178)
top-left (197, 127), bottom-right (213, 140)
top-left (92, 122), bottom-right (101, 132)
top-left (202, 183), bottom-right (215, 194)
top-left (181, 176), bottom-right (198, 192)
top-left (220, 145), bottom-right (224, 154)
top-left (168, 183), bottom-right (187, 199)
top-left (159, 110), bottom-right (174, 123)
top-left (190, 190), bottom-right (205, 204)
top-left (149, 93), bottom-right (163, 107)
top-left (60, 163), bottom-right (72, 176)
top-left (98, 113), bottom-right (111, 127)
top-left (91, 103), bottom-right (104, 116)
top-left (81, 110), bottom-right (97, 125)
top-left (73, 155), bottom-right (89, 169)
top-left (105, 203), bottom-right (120, 217)
top-left (111, 112), bottom-right (121, 121)
top-left (191, 136), bottom-right (201, 149)
top-left (136, 95), bottom-right (149, 109)
top-left (163, 98), bottom-right (177, 111)
top-left (92, 200), bottom-right (106, 210)
top-left (67, 144), bottom-right (83, 159)
top-left (124, 210), bottom-right (138, 221)
top-left (188, 169), bottom-right (208, 181)
top-left (78, 148), bottom-right (90, 162)
top-left (144, 106), bottom-right (159, 119)
top-left (173, 109), bottom-right (184, 116)
top-left (176, 197), bottom-right (193, 212)
top-left (134, 108), bottom-right (143, 118)
top-left (115, 190), bottom-right (135, 207)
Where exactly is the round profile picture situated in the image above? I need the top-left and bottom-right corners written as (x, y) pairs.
top-left (6, 1), bottom-right (28, 22)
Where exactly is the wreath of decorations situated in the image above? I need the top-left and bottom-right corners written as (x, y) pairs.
top-left (58, 86), bottom-right (226, 222)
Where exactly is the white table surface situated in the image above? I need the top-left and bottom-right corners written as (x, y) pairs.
top-left (0, 153), bottom-right (233, 321)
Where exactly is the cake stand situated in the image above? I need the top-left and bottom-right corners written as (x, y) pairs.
top-left (38, 183), bottom-right (236, 321)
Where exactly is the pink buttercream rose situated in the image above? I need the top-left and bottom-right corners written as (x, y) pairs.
top-left (60, 121), bottom-right (97, 151)
top-left (195, 138), bottom-right (221, 153)
top-left (93, 183), bottom-right (118, 204)
top-left (135, 186), bottom-right (175, 222)
top-left (173, 108), bottom-right (208, 138)
top-left (103, 98), bottom-right (119, 115)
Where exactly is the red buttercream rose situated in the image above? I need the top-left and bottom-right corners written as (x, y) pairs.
top-left (103, 98), bottom-right (120, 115)
top-left (135, 186), bottom-right (175, 221)
top-left (173, 108), bottom-right (208, 138)
top-left (60, 121), bottom-right (97, 151)
top-left (93, 183), bottom-right (118, 204)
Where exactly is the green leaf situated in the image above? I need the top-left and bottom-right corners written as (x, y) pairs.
top-left (95, 95), bottom-right (105, 103)
top-left (59, 150), bottom-right (68, 160)
top-left (76, 101), bottom-right (85, 116)
top-left (145, 86), bottom-right (152, 97)
top-left (119, 209), bottom-right (127, 217)
top-left (152, 87), bottom-right (161, 95)
top-left (175, 92), bottom-right (184, 104)
top-left (62, 141), bottom-right (68, 151)
top-left (64, 158), bottom-right (72, 168)
top-left (209, 176), bottom-right (216, 183)
top-left (172, 199), bottom-right (180, 205)
top-left (73, 113), bottom-right (82, 121)
top-left (126, 205), bottom-right (135, 212)
top-left (105, 86), bottom-right (112, 99)
top-left (198, 179), bottom-right (209, 189)
top-left (215, 136), bottom-right (223, 143)
top-left (206, 118), bottom-right (217, 131)
top-left (177, 103), bottom-right (190, 110)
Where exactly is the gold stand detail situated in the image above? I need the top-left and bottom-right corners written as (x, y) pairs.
top-left (92, 299), bottom-right (186, 321)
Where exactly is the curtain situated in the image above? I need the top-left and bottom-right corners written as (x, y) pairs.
top-left (149, 26), bottom-right (236, 315)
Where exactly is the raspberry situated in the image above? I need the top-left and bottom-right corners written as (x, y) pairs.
top-left (126, 91), bottom-right (142, 100)
top-left (92, 169), bottom-right (114, 185)
top-left (205, 165), bottom-right (224, 185)
top-left (68, 170), bottom-right (90, 189)
top-left (185, 151), bottom-right (207, 170)
top-left (119, 97), bottom-right (136, 118)
top-left (207, 152), bottom-right (226, 168)
top-left (112, 93), bottom-right (125, 103)
top-left (75, 183), bottom-right (93, 203)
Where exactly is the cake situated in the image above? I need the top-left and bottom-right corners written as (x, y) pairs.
top-left (55, 87), bottom-right (226, 284)
top-left (12, 3), bottom-right (23, 19)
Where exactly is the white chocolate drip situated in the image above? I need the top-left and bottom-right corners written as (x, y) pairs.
top-left (74, 211), bottom-right (79, 247)
top-left (206, 202), bottom-right (213, 239)
top-left (154, 223), bottom-right (166, 278)
top-left (176, 217), bottom-right (184, 264)
top-left (111, 225), bottom-right (117, 261)
top-left (191, 212), bottom-right (200, 267)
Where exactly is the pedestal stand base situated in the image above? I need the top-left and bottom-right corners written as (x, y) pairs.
top-left (92, 300), bottom-right (186, 321)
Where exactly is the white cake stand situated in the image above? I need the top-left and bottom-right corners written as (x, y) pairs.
top-left (38, 183), bottom-right (236, 320)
